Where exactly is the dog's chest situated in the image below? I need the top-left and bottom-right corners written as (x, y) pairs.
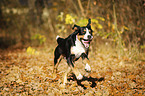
top-left (71, 38), bottom-right (86, 58)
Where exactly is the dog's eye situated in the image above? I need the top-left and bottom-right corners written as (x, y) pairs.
top-left (82, 29), bottom-right (86, 34)
top-left (83, 31), bottom-right (86, 34)
top-left (89, 30), bottom-right (92, 33)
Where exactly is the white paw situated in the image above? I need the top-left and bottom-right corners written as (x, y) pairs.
top-left (77, 74), bottom-right (83, 80)
top-left (85, 63), bottom-right (91, 72)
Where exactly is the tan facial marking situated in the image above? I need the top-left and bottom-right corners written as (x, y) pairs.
top-left (74, 27), bottom-right (78, 30)
top-left (77, 34), bottom-right (84, 40)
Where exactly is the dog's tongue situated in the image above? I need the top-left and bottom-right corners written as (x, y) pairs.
top-left (83, 41), bottom-right (90, 48)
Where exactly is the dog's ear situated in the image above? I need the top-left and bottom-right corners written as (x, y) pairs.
top-left (87, 18), bottom-right (91, 29)
top-left (72, 24), bottom-right (80, 30)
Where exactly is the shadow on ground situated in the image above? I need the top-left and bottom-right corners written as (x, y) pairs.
top-left (68, 74), bottom-right (104, 89)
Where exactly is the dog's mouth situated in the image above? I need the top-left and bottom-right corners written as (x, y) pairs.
top-left (81, 39), bottom-right (92, 48)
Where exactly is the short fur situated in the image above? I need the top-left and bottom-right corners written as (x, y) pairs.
top-left (53, 19), bottom-right (93, 85)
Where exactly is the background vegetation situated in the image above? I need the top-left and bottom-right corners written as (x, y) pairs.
top-left (0, 0), bottom-right (144, 49)
top-left (0, 0), bottom-right (145, 95)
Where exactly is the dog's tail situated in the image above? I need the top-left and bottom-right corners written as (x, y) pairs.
top-left (56, 35), bottom-right (64, 44)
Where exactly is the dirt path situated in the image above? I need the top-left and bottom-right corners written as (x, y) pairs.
top-left (0, 48), bottom-right (145, 95)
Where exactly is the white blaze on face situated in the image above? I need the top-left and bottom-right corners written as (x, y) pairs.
top-left (84, 28), bottom-right (91, 40)
top-left (81, 28), bottom-right (92, 48)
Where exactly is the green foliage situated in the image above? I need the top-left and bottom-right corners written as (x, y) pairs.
top-left (26, 46), bottom-right (39, 55)
top-left (96, 16), bottom-right (105, 21)
top-left (57, 12), bottom-right (64, 22)
top-left (140, 45), bottom-right (145, 49)
top-left (56, 12), bottom-right (130, 49)
top-left (65, 14), bottom-right (76, 24)
top-left (56, 12), bottom-right (105, 36)
top-left (76, 18), bottom-right (104, 35)
top-left (92, 19), bottom-right (103, 29)
top-left (31, 34), bottom-right (46, 45)
top-left (99, 24), bottom-right (129, 42)
top-left (76, 18), bottom-right (88, 26)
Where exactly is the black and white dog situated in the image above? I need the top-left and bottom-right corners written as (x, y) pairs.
top-left (53, 19), bottom-right (93, 85)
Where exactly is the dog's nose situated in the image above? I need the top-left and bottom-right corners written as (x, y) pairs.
top-left (87, 35), bottom-right (92, 39)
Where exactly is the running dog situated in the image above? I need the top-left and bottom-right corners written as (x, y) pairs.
top-left (53, 19), bottom-right (93, 85)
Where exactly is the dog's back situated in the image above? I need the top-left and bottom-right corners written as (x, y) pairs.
top-left (56, 36), bottom-right (65, 44)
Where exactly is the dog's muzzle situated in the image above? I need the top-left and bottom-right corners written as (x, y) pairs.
top-left (81, 35), bottom-right (93, 48)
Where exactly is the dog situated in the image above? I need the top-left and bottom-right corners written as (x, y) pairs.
top-left (53, 19), bottom-right (93, 85)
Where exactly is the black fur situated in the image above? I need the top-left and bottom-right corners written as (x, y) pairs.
top-left (54, 31), bottom-right (78, 67)
top-left (54, 19), bottom-right (93, 73)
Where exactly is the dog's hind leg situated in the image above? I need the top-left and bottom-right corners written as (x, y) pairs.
top-left (53, 49), bottom-right (62, 79)
top-left (63, 66), bottom-right (71, 85)
top-left (54, 56), bottom-right (62, 72)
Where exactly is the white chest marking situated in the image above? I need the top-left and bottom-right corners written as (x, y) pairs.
top-left (71, 37), bottom-right (86, 58)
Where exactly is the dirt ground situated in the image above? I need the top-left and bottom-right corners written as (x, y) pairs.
top-left (0, 46), bottom-right (145, 95)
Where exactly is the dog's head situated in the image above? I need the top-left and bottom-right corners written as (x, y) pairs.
top-left (73, 19), bottom-right (93, 48)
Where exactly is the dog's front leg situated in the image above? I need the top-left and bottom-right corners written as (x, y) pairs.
top-left (81, 53), bottom-right (91, 72)
top-left (71, 66), bottom-right (83, 80)
top-left (67, 56), bottom-right (83, 80)
top-left (82, 58), bottom-right (91, 77)
top-left (82, 58), bottom-right (91, 72)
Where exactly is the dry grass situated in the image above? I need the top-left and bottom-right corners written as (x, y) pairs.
top-left (0, 44), bottom-right (145, 95)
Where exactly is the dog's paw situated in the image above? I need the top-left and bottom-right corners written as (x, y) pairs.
top-left (85, 63), bottom-right (91, 72)
top-left (77, 74), bottom-right (83, 80)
